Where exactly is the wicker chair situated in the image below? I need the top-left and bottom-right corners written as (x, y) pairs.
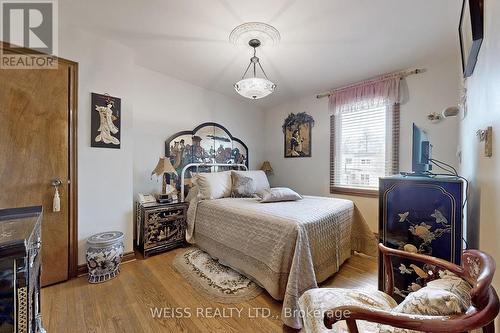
top-left (319, 244), bottom-right (499, 333)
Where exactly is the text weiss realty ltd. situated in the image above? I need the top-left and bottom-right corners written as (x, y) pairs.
top-left (150, 307), bottom-right (277, 319)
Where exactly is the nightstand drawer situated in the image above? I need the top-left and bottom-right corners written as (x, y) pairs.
top-left (144, 218), bottom-right (186, 250)
top-left (145, 208), bottom-right (184, 224)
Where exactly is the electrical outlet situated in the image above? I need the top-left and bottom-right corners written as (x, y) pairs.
top-left (477, 126), bottom-right (493, 157)
top-left (485, 127), bottom-right (493, 157)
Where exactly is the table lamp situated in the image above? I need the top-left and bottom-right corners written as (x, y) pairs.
top-left (260, 161), bottom-right (273, 174)
top-left (151, 157), bottom-right (178, 203)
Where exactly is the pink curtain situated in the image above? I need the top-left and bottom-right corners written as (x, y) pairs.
top-left (328, 76), bottom-right (401, 114)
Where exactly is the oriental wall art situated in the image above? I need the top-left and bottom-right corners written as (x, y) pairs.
top-left (283, 112), bottom-right (314, 158)
top-left (91, 93), bottom-right (121, 149)
top-left (165, 122), bottom-right (248, 192)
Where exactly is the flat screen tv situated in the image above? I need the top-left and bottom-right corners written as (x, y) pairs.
top-left (412, 123), bottom-right (432, 173)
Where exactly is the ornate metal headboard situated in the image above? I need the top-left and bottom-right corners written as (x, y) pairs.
top-left (165, 122), bottom-right (249, 195)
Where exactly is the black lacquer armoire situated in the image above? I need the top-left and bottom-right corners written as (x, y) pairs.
top-left (378, 175), bottom-right (473, 303)
top-left (0, 206), bottom-right (44, 333)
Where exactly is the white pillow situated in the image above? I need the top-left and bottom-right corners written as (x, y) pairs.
top-left (195, 171), bottom-right (232, 200)
top-left (231, 170), bottom-right (270, 193)
top-left (257, 187), bottom-right (302, 203)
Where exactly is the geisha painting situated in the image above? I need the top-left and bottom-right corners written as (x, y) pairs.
top-left (91, 93), bottom-right (121, 149)
top-left (283, 112), bottom-right (314, 158)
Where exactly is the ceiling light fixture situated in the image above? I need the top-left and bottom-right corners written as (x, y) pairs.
top-left (234, 38), bottom-right (276, 100)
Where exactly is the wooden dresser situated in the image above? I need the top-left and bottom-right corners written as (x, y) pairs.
top-left (0, 206), bottom-right (44, 333)
top-left (135, 200), bottom-right (188, 258)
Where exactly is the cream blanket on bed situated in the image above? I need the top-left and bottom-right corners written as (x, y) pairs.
top-left (186, 196), bottom-right (377, 329)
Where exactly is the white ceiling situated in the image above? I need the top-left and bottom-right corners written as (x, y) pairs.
top-left (60, 0), bottom-right (462, 109)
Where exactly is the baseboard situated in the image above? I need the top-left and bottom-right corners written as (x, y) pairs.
top-left (76, 251), bottom-right (136, 277)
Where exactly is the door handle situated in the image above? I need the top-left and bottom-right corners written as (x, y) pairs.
top-left (51, 179), bottom-right (63, 187)
top-left (51, 179), bottom-right (62, 212)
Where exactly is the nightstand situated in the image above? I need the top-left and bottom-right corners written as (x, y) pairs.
top-left (135, 200), bottom-right (188, 258)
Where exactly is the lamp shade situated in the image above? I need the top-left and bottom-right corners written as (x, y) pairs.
top-left (151, 157), bottom-right (177, 177)
top-left (260, 161), bottom-right (273, 173)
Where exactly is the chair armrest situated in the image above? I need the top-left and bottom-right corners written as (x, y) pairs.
top-left (463, 250), bottom-right (496, 308)
top-left (379, 244), bottom-right (499, 311)
top-left (378, 243), bottom-right (464, 275)
top-left (324, 288), bottom-right (500, 333)
top-left (324, 305), bottom-right (461, 332)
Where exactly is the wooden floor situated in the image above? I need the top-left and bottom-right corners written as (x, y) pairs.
top-left (41, 249), bottom-right (378, 333)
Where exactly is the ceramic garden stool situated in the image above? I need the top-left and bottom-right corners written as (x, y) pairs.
top-left (86, 231), bottom-right (124, 283)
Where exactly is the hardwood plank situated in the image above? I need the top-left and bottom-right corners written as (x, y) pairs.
top-left (42, 249), bottom-right (378, 332)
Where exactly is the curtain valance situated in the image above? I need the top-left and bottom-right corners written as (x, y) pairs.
top-left (328, 76), bottom-right (401, 115)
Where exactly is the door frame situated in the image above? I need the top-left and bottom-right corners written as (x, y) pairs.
top-left (1, 42), bottom-right (79, 280)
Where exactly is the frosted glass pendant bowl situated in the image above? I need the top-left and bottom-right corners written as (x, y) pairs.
top-left (232, 35), bottom-right (277, 100)
top-left (234, 77), bottom-right (276, 100)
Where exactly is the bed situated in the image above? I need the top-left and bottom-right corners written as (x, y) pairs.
top-left (165, 124), bottom-right (376, 329)
top-left (184, 172), bottom-right (377, 329)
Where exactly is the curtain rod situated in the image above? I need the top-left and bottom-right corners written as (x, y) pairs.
top-left (316, 68), bottom-right (426, 99)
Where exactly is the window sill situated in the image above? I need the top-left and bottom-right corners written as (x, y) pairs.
top-left (330, 186), bottom-right (378, 198)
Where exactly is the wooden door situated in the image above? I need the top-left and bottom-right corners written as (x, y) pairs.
top-left (0, 58), bottom-right (78, 286)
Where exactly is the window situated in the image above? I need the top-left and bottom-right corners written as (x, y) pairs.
top-left (360, 174), bottom-right (370, 185)
top-left (330, 104), bottom-right (399, 197)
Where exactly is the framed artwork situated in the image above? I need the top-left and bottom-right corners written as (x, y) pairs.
top-left (165, 122), bottom-right (248, 193)
top-left (91, 93), bottom-right (121, 149)
top-left (283, 112), bottom-right (315, 158)
top-left (459, 0), bottom-right (484, 78)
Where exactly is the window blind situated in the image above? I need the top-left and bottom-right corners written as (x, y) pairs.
top-left (330, 104), bottom-right (399, 193)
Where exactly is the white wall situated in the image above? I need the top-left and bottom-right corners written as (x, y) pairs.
top-left (59, 27), bottom-right (265, 264)
top-left (59, 27), bottom-right (135, 265)
top-left (132, 66), bottom-right (265, 198)
top-left (459, 0), bottom-right (500, 320)
top-left (263, 58), bottom-right (461, 231)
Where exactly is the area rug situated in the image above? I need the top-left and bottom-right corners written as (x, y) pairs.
top-left (172, 248), bottom-right (263, 303)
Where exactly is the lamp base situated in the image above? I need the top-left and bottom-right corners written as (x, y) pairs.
top-left (156, 193), bottom-right (172, 204)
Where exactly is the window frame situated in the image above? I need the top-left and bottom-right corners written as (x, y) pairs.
top-left (330, 103), bottom-right (400, 198)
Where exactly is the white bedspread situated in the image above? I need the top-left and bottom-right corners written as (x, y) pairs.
top-left (186, 196), bottom-right (377, 329)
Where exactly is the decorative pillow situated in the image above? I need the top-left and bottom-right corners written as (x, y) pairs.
top-left (183, 173), bottom-right (198, 202)
top-left (425, 270), bottom-right (472, 310)
top-left (394, 288), bottom-right (464, 316)
top-left (257, 187), bottom-right (302, 203)
top-left (393, 271), bottom-right (472, 316)
top-left (231, 175), bottom-right (257, 198)
top-left (185, 185), bottom-right (199, 202)
top-left (231, 170), bottom-right (270, 193)
top-left (195, 171), bottom-right (232, 200)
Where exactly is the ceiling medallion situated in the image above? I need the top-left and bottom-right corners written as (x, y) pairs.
top-left (234, 39), bottom-right (276, 100)
top-left (229, 22), bottom-right (281, 47)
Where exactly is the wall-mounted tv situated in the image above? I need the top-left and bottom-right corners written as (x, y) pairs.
top-left (412, 123), bottom-right (432, 173)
